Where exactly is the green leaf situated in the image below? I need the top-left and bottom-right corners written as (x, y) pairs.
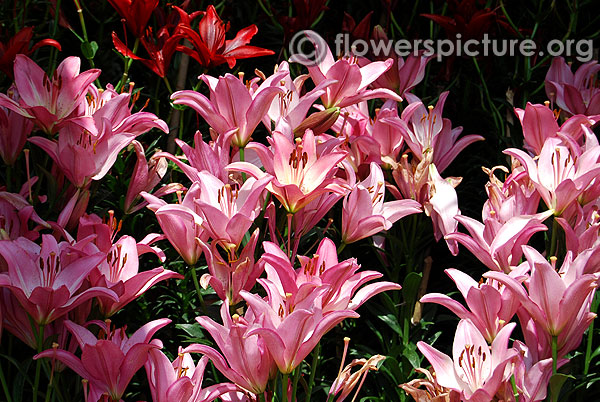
top-left (81, 41), bottom-right (98, 59)
top-left (402, 343), bottom-right (421, 369)
top-left (378, 313), bottom-right (402, 336)
top-left (402, 272), bottom-right (423, 307)
top-left (549, 373), bottom-right (574, 402)
top-left (176, 323), bottom-right (206, 341)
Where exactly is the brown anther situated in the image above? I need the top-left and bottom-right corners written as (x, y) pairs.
top-left (255, 69), bottom-right (266, 80)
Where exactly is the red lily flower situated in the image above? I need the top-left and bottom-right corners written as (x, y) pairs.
top-left (278, 0), bottom-right (329, 40)
top-left (113, 25), bottom-right (184, 78)
top-left (112, 6), bottom-right (199, 78)
top-left (421, 0), bottom-right (515, 40)
top-left (108, 0), bottom-right (159, 38)
top-left (0, 27), bottom-right (61, 78)
top-left (177, 5), bottom-right (274, 69)
top-left (342, 11), bottom-right (374, 42)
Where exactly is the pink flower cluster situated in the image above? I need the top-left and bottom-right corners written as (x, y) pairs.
top-left (0, 36), bottom-right (463, 401)
top-left (410, 85), bottom-right (600, 400)
top-left (3, 16), bottom-right (598, 401)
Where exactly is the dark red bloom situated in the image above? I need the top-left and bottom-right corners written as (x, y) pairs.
top-left (112, 6), bottom-right (198, 78)
top-left (107, 0), bottom-right (159, 38)
top-left (177, 5), bottom-right (274, 69)
top-left (0, 27), bottom-right (61, 78)
top-left (342, 11), bottom-right (374, 42)
top-left (113, 27), bottom-right (184, 78)
top-left (278, 0), bottom-right (329, 40)
top-left (421, 0), bottom-right (516, 40)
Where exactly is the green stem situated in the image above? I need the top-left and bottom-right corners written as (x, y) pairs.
top-left (259, 392), bottom-right (267, 402)
top-left (117, 37), bottom-right (140, 92)
top-left (511, 374), bottom-right (519, 402)
top-left (44, 379), bottom-right (52, 402)
top-left (336, 242), bottom-right (346, 255)
top-left (153, 76), bottom-right (162, 115)
top-left (0, 358), bottom-right (12, 402)
top-left (304, 342), bottom-right (320, 402)
top-left (189, 264), bottom-right (207, 315)
top-left (239, 147), bottom-right (247, 182)
top-left (584, 293), bottom-right (599, 375)
top-left (73, 0), bottom-right (100, 86)
top-left (291, 366), bottom-right (301, 402)
top-left (256, 0), bottom-right (284, 31)
top-left (287, 213), bottom-right (293, 259)
top-left (162, 77), bottom-right (173, 94)
top-left (552, 335), bottom-right (558, 375)
top-left (402, 309), bottom-right (410, 346)
top-left (48, 0), bottom-right (62, 73)
top-left (282, 372), bottom-right (289, 402)
top-left (33, 324), bottom-right (45, 402)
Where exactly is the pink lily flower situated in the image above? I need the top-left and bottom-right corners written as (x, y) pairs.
top-left (260, 61), bottom-right (335, 134)
top-left (142, 184), bottom-right (208, 266)
top-left (338, 129), bottom-right (382, 174)
top-left (417, 319), bottom-right (518, 402)
top-left (299, 40), bottom-right (402, 108)
top-left (193, 170), bottom-right (271, 248)
top-left (0, 288), bottom-right (39, 347)
top-left (74, 83), bottom-right (168, 136)
top-left (124, 140), bottom-right (183, 214)
top-left (388, 148), bottom-right (432, 204)
top-left (155, 130), bottom-right (232, 184)
top-left (241, 283), bottom-right (359, 374)
top-left (261, 61), bottom-right (339, 135)
top-left (384, 92), bottom-right (484, 173)
top-left (292, 191), bottom-right (343, 239)
top-left (263, 237), bottom-right (401, 312)
top-left (198, 229), bottom-right (263, 305)
top-left (485, 247), bottom-right (597, 357)
top-left (228, 129), bottom-right (349, 213)
top-left (171, 72), bottom-right (285, 147)
top-left (0, 86), bottom-right (34, 165)
top-left (187, 303), bottom-right (276, 394)
top-left (556, 204), bottom-right (600, 256)
top-left (0, 55), bottom-right (100, 134)
top-left (425, 164), bottom-right (461, 255)
top-left (0, 190), bottom-right (48, 240)
top-left (510, 341), bottom-right (556, 402)
top-left (29, 85), bottom-right (168, 188)
top-left (144, 348), bottom-right (239, 402)
top-left (0, 234), bottom-right (117, 325)
top-left (88, 233), bottom-right (183, 317)
top-left (481, 164), bottom-right (540, 224)
top-left (445, 211), bottom-right (552, 273)
top-left (362, 26), bottom-right (432, 96)
top-left (420, 269), bottom-right (520, 342)
top-left (400, 368), bottom-right (460, 402)
top-left (364, 100), bottom-right (405, 164)
top-left (515, 102), bottom-right (599, 155)
top-left (545, 57), bottom-right (600, 116)
top-left (504, 136), bottom-right (600, 215)
top-left (35, 318), bottom-right (171, 402)
top-left (342, 162), bottom-right (422, 243)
